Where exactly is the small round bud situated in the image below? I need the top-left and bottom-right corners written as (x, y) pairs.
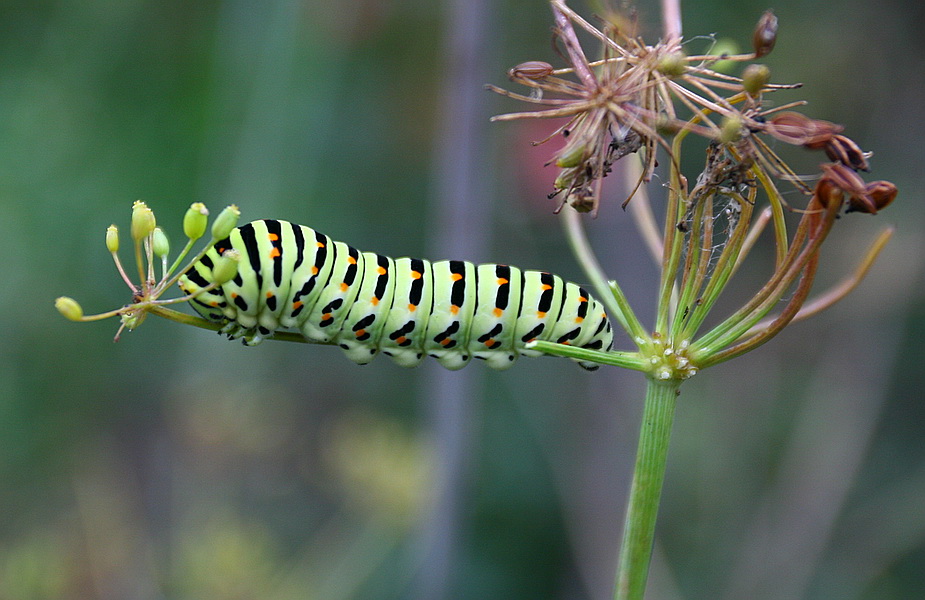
top-left (106, 225), bottom-right (119, 253)
top-left (718, 115), bottom-right (744, 144)
top-left (55, 296), bottom-right (84, 321)
top-left (152, 227), bottom-right (170, 258)
top-left (131, 200), bottom-right (156, 241)
top-left (183, 202), bottom-right (209, 240)
top-left (556, 144), bottom-right (587, 168)
top-left (213, 249), bottom-right (241, 285)
top-left (211, 205), bottom-right (240, 241)
top-left (742, 64), bottom-right (770, 96)
top-left (707, 39), bottom-right (739, 74)
top-left (508, 61), bottom-right (554, 81)
top-left (657, 52), bottom-right (687, 78)
top-left (752, 10), bottom-right (778, 58)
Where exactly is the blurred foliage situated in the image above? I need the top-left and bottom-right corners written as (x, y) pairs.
top-left (2, 0), bottom-right (924, 598)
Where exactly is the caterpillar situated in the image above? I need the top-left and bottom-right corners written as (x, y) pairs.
top-left (178, 219), bottom-right (613, 370)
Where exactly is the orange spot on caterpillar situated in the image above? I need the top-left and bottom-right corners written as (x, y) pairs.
top-left (266, 292), bottom-right (274, 299)
top-left (440, 338), bottom-right (452, 346)
top-left (484, 338), bottom-right (495, 347)
top-left (268, 233), bottom-right (279, 241)
top-left (411, 271), bottom-right (422, 280)
top-left (497, 278), bottom-right (508, 285)
top-left (450, 305), bottom-right (459, 315)
top-left (340, 282), bottom-right (349, 292)
top-left (579, 296), bottom-right (587, 303)
top-left (537, 311), bottom-right (546, 318)
top-left (408, 304), bottom-right (417, 312)
top-left (377, 267), bottom-right (387, 275)
top-left (311, 266), bottom-right (319, 275)
top-left (451, 273), bottom-right (463, 281)
top-left (396, 335), bottom-right (407, 344)
top-left (231, 292), bottom-right (238, 298)
top-left (317, 241), bottom-right (325, 248)
top-left (292, 301), bottom-right (303, 309)
top-left (493, 308), bottom-right (503, 317)
top-left (541, 284), bottom-right (552, 291)
top-left (210, 301), bottom-right (219, 307)
top-left (575, 317), bottom-right (584, 323)
top-left (355, 329), bottom-right (366, 338)
top-left (348, 256), bottom-right (357, 265)
top-left (371, 297), bottom-right (379, 306)
top-left (269, 248), bottom-right (281, 258)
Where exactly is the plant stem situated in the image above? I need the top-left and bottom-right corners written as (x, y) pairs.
top-left (614, 377), bottom-right (681, 600)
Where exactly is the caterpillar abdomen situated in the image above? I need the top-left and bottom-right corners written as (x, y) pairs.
top-left (178, 220), bottom-right (613, 370)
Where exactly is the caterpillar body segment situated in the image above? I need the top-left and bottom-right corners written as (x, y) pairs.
top-left (178, 219), bottom-right (614, 370)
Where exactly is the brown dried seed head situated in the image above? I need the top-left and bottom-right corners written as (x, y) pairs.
top-left (824, 134), bottom-right (871, 171)
top-left (753, 10), bottom-right (778, 58)
top-left (508, 61), bottom-right (554, 81)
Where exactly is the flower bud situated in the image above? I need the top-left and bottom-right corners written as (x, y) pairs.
top-left (657, 52), bottom-right (687, 78)
top-left (742, 64), bottom-right (770, 96)
top-left (213, 249), bottom-right (241, 284)
top-left (211, 205), bottom-right (240, 241)
top-left (55, 296), bottom-right (84, 321)
top-left (718, 114), bottom-right (744, 144)
top-left (508, 61), bottom-right (554, 81)
top-left (152, 227), bottom-right (170, 258)
top-left (106, 225), bottom-right (119, 253)
top-left (183, 202), bottom-right (209, 240)
top-left (556, 144), bottom-right (587, 168)
top-left (131, 200), bottom-right (156, 241)
top-left (752, 10), bottom-right (778, 58)
top-left (708, 39), bottom-right (739, 74)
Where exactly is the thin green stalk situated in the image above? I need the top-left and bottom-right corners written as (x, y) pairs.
top-left (614, 377), bottom-right (681, 600)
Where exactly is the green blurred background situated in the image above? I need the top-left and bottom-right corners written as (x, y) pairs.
top-left (3, 0), bottom-right (924, 598)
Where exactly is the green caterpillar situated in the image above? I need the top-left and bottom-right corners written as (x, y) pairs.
top-left (178, 219), bottom-right (613, 370)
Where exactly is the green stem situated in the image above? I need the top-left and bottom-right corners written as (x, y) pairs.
top-left (614, 377), bottom-right (681, 600)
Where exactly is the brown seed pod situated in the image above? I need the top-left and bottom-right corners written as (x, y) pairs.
top-left (824, 134), bottom-right (871, 171)
top-left (508, 61), bottom-right (554, 81)
top-left (764, 112), bottom-right (843, 148)
top-left (753, 10), bottom-right (778, 58)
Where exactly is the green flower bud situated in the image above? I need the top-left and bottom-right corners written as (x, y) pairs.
top-left (212, 249), bottom-right (240, 285)
top-left (708, 39), bottom-right (739, 74)
top-left (742, 64), bottom-right (770, 96)
top-left (152, 227), bottom-right (170, 258)
top-left (184, 202), bottom-right (209, 240)
top-left (719, 115), bottom-right (744, 144)
top-left (211, 205), bottom-right (240, 241)
top-left (106, 225), bottom-right (119, 253)
top-left (55, 297), bottom-right (84, 321)
top-left (556, 144), bottom-right (587, 168)
top-left (131, 200), bottom-right (156, 241)
top-left (656, 52), bottom-right (687, 78)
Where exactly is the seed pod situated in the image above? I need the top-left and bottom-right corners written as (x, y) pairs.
top-left (211, 205), bottom-right (241, 241)
top-left (508, 61), bottom-right (554, 81)
top-left (753, 10), bottom-right (778, 58)
top-left (184, 202), bottom-right (209, 240)
top-left (719, 115), bottom-right (744, 144)
top-left (131, 200), bottom-right (156, 242)
top-left (55, 296), bottom-right (84, 321)
top-left (152, 227), bottom-right (170, 258)
top-left (824, 134), bottom-right (870, 171)
top-left (106, 225), bottom-right (119, 253)
top-left (765, 112), bottom-right (843, 148)
top-left (556, 143), bottom-right (587, 168)
top-left (855, 180), bottom-right (897, 213)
